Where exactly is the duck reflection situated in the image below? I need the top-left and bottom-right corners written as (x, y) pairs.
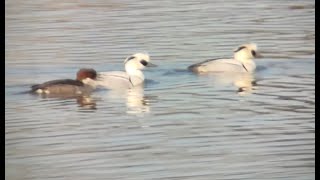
top-left (101, 85), bottom-right (152, 115)
top-left (205, 72), bottom-right (257, 95)
top-left (31, 84), bottom-right (153, 113)
top-left (126, 86), bottom-right (151, 114)
top-left (33, 93), bottom-right (98, 110)
top-left (76, 95), bottom-right (97, 109)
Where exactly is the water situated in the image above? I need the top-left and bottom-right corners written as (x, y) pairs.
top-left (5, 0), bottom-right (314, 179)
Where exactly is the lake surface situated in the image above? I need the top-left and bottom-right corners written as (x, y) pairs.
top-left (5, 0), bottom-right (314, 179)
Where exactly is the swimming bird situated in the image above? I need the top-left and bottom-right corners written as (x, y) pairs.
top-left (188, 43), bottom-right (262, 73)
top-left (96, 53), bottom-right (156, 89)
top-left (31, 68), bottom-right (98, 96)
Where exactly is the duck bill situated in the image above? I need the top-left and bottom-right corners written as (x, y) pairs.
top-left (254, 52), bottom-right (263, 58)
top-left (146, 62), bottom-right (157, 67)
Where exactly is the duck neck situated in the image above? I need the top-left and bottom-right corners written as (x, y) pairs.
top-left (82, 78), bottom-right (97, 89)
top-left (125, 67), bottom-right (145, 81)
top-left (238, 58), bottom-right (256, 72)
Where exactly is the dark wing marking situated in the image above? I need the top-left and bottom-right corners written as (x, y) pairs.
top-left (31, 79), bottom-right (83, 91)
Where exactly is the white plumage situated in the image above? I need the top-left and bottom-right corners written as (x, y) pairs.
top-left (188, 43), bottom-right (262, 73)
top-left (96, 53), bottom-right (156, 89)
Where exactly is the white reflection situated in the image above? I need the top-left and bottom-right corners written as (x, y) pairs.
top-left (101, 85), bottom-right (151, 115)
top-left (126, 86), bottom-right (151, 115)
top-left (206, 72), bottom-right (257, 95)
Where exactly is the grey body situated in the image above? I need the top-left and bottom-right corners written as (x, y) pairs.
top-left (31, 79), bottom-right (94, 95)
top-left (97, 71), bottom-right (144, 89)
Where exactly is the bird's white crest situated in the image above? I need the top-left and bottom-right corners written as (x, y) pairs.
top-left (124, 53), bottom-right (151, 76)
top-left (124, 53), bottom-right (150, 64)
top-left (233, 43), bottom-right (258, 63)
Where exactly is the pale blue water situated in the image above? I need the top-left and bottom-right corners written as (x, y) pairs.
top-left (6, 0), bottom-right (314, 179)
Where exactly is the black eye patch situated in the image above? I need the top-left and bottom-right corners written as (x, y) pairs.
top-left (140, 60), bottom-right (148, 66)
top-left (251, 50), bottom-right (256, 57)
top-left (234, 46), bottom-right (246, 52)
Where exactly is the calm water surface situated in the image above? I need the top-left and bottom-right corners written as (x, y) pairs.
top-left (5, 0), bottom-right (314, 179)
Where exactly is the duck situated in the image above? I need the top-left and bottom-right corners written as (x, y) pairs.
top-left (188, 43), bottom-right (262, 73)
top-left (30, 68), bottom-right (97, 96)
top-left (96, 53), bottom-right (156, 89)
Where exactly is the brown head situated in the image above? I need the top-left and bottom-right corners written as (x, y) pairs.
top-left (76, 68), bottom-right (97, 81)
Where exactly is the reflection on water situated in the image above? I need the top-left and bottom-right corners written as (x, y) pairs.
top-left (126, 87), bottom-right (152, 115)
top-left (98, 85), bottom-right (153, 115)
top-left (6, 0), bottom-right (314, 179)
top-left (28, 88), bottom-right (98, 109)
top-left (76, 96), bottom-right (97, 109)
top-left (199, 71), bottom-right (257, 95)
